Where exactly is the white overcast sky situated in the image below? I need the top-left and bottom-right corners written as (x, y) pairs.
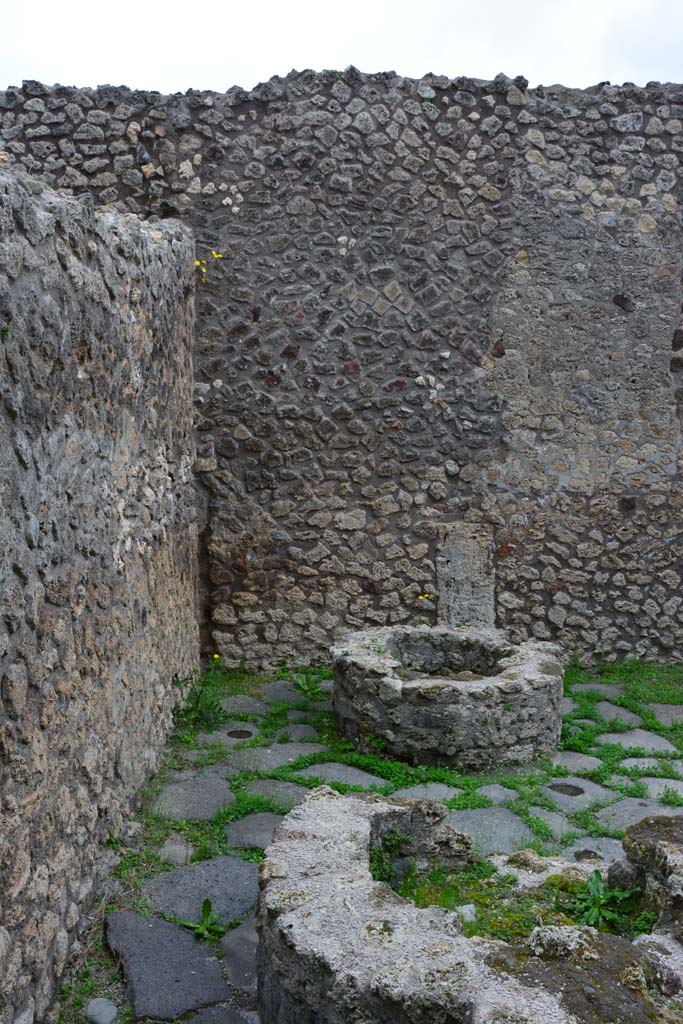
top-left (3, 0), bottom-right (683, 94)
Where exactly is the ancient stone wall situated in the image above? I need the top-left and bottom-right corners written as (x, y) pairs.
top-left (0, 170), bottom-right (199, 1024)
top-left (2, 71), bottom-right (683, 667)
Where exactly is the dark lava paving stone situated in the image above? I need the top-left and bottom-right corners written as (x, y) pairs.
top-left (142, 856), bottom-right (259, 923)
top-left (106, 912), bottom-right (229, 1019)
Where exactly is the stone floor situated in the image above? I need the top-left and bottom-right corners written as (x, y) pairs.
top-left (76, 671), bottom-right (683, 1024)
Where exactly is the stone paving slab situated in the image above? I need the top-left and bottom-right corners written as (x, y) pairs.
top-left (153, 773), bottom-right (235, 821)
top-left (596, 728), bottom-right (677, 753)
top-left (391, 783), bottom-right (463, 801)
top-left (142, 856), bottom-right (259, 924)
top-left (195, 721), bottom-right (262, 748)
top-left (159, 834), bottom-right (195, 866)
top-left (561, 697), bottom-right (577, 714)
top-left (477, 784), bottom-right (517, 805)
top-left (294, 763), bottom-right (386, 788)
top-left (564, 837), bottom-right (625, 863)
top-left (542, 776), bottom-right (614, 812)
top-left (620, 757), bottom-right (672, 773)
top-left (276, 724), bottom-right (319, 742)
top-left (571, 683), bottom-right (624, 697)
top-left (445, 807), bottom-right (534, 856)
top-left (186, 1008), bottom-right (256, 1024)
top-left (225, 813), bottom-right (283, 849)
top-left (106, 912), bottom-right (229, 1019)
top-left (230, 742), bottom-right (328, 772)
top-left (595, 798), bottom-right (683, 831)
top-left (219, 915), bottom-right (258, 993)
top-left (595, 701), bottom-right (642, 726)
top-left (553, 751), bottom-right (603, 772)
top-left (243, 778), bottom-right (309, 809)
top-left (220, 694), bottom-right (268, 715)
top-left (639, 777), bottom-right (683, 799)
top-left (528, 806), bottom-right (571, 840)
top-left (260, 681), bottom-right (307, 703)
top-left (650, 703), bottom-right (683, 725)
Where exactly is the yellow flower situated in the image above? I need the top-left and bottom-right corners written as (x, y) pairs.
top-left (211, 250), bottom-right (223, 259)
top-left (194, 259), bottom-right (201, 266)
top-left (213, 653), bottom-right (220, 660)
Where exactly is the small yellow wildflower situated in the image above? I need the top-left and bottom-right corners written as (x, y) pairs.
top-left (417, 593), bottom-right (431, 600)
top-left (194, 259), bottom-right (201, 267)
top-left (213, 653), bottom-right (220, 660)
top-left (211, 250), bottom-right (223, 259)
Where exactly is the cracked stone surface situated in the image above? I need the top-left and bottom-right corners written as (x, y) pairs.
top-left (243, 779), bottom-right (309, 809)
top-left (446, 807), bottom-right (534, 856)
top-left (595, 701), bottom-right (642, 726)
top-left (153, 774), bottom-right (235, 821)
top-left (229, 743), bottom-right (328, 771)
top-left (142, 857), bottom-right (259, 924)
top-left (392, 783), bottom-right (463, 800)
top-left (225, 813), bottom-right (284, 850)
top-left (541, 776), bottom-right (613, 812)
top-left (220, 916), bottom-right (258, 993)
top-left (294, 763), bottom-right (386, 788)
top-left (596, 729), bottom-right (677, 753)
top-left (220, 695), bottom-right (268, 716)
top-left (553, 751), bottom-right (603, 772)
top-left (106, 913), bottom-right (230, 1019)
top-left (596, 798), bottom-right (683, 831)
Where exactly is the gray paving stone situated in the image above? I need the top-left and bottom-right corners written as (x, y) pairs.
top-left (225, 812), bottom-right (283, 849)
top-left (106, 912), bottom-right (229, 1019)
top-left (219, 915), bottom-right (258, 993)
top-left (564, 837), bottom-right (625, 863)
top-left (195, 721), bottom-right (262, 748)
top-left (446, 807), bottom-right (534, 856)
top-left (595, 701), bottom-right (642, 726)
top-left (260, 680), bottom-right (306, 703)
top-left (542, 776), bottom-right (614, 812)
top-left (243, 778), bottom-right (309, 809)
top-left (391, 782), bottom-right (463, 801)
top-left (220, 694), bottom-right (267, 715)
top-left (554, 751), bottom-right (603, 772)
top-left (651, 703), bottom-right (683, 725)
top-left (596, 728), bottom-right (676, 753)
top-left (276, 724), bottom-right (319, 742)
top-left (84, 999), bottom-right (118, 1024)
top-left (286, 710), bottom-right (314, 723)
top-left (186, 1008), bottom-right (254, 1024)
top-left (529, 806), bottom-right (571, 840)
top-left (159, 834), bottom-right (195, 866)
top-left (142, 855), bottom-right (258, 924)
top-left (477, 784), bottom-right (517, 805)
top-left (639, 777), bottom-right (683, 799)
top-left (572, 683), bottom-right (624, 697)
top-left (620, 757), bottom-right (670, 772)
top-left (294, 762), bottom-right (385, 788)
top-left (595, 798), bottom-right (683, 831)
top-left (562, 697), bottom-right (577, 714)
top-left (262, 679), bottom-right (331, 703)
top-left (230, 742), bottom-right (327, 772)
top-left (153, 771), bottom-right (235, 821)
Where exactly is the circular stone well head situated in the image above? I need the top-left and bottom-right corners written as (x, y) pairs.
top-left (332, 625), bottom-right (565, 771)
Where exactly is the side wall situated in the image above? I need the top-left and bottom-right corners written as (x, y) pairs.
top-left (2, 72), bottom-right (683, 666)
top-left (0, 171), bottom-right (199, 1024)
